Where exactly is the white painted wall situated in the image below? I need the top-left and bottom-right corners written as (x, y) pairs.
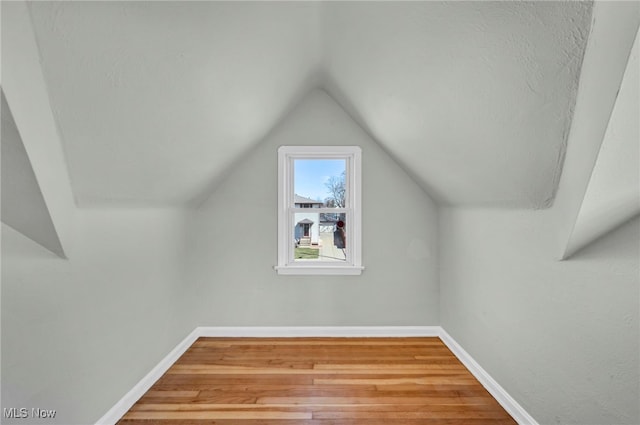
top-left (439, 208), bottom-right (639, 424)
top-left (1, 208), bottom-right (189, 425)
top-left (2, 1), bottom-right (77, 256)
top-left (184, 89), bottom-right (439, 327)
top-left (566, 27), bottom-right (640, 258)
top-left (1, 92), bottom-right (64, 257)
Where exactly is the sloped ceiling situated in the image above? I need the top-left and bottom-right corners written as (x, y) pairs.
top-left (26, 1), bottom-right (593, 207)
top-left (1, 92), bottom-right (65, 257)
top-left (566, 26), bottom-right (639, 258)
top-left (27, 1), bottom-right (322, 205)
top-left (580, 28), bottom-right (639, 215)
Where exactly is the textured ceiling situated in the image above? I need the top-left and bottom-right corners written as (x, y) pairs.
top-left (27, 1), bottom-right (592, 207)
top-left (28, 1), bottom-right (322, 205)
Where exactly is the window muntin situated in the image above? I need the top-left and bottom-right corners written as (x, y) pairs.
top-left (276, 146), bottom-right (362, 275)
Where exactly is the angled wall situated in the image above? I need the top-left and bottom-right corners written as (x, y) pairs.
top-left (1, 208), bottom-right (190, 425)
top-left (1, 92), bottom-right (64, 256)
top-left (439, 209), bottom-right (639, 424)
top-left (184, 89), bottom-right (439, 327)
top-left (555, 1), bottom-right (640, 259)
top-left (2, 0), bottom-right (76, 257)
top-left (566, 26), bottom-right (640, 258)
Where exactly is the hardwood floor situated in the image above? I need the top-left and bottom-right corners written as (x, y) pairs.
top-left (118, 337), bottom-right (517, 424)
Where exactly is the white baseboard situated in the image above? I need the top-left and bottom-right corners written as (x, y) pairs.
top-left (197, 325), bottom-right (440, 338)
top-left (438, 328), bottom-right (539, 425)
top-left (95, 326), bottom-right (537, 425)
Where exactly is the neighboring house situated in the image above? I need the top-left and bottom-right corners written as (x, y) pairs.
top-left (294, 195), bottom-right (323, 246)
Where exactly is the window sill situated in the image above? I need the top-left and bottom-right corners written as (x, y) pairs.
top-left (274, 265), bottom-right (364, 276)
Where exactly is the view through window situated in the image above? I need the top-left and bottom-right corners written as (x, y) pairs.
top-left (293, 159), bottom-right (347, 262)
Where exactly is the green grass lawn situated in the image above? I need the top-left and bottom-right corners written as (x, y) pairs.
top-left (295, 247), bottom-right (319, 259)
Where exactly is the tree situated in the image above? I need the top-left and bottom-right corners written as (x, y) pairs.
top-left (324, 171), bottom-right (346, 208)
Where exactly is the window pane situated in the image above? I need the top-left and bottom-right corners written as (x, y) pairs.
top-left (294, 159), bottom-right (346, 208)
top-left (293, 212), bottom-right (346, 262)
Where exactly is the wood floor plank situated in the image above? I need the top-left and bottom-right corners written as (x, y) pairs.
top-left (142, 390), bottom-right (200, 398)
top-left (313, 363), bottom-right (466, 370)
top-left (167, 364), bottom-right (469, 375)
top-left (313, 377), bottom-right (479, 385)
top-left (117, 337), bottom-right (517, 424)
top-left (130, 403), bottom-right (504, 411)
top-left (255, 396), bottom-right (497, 405)
top-left (122, 411), bottom-right (312, 420)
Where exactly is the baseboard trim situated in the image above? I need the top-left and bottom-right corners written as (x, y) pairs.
top-left (438, 328), bottom-right (539, 425)
top-left (96, 326), bottom-right (537, 425)
top-left (197, 325), bottom-right (441, 338)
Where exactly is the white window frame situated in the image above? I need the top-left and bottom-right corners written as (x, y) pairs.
top-left (275, 145), bottom-right (363, 275)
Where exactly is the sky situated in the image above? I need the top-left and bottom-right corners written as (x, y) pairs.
top-left (294, 159), bottom-right (345, 201)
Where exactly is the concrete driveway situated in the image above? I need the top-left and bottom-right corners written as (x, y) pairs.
top-left (318, 231), bottom-right (346, 261)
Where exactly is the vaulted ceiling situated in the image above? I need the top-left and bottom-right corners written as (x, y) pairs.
top-left (24, 1), bottom-right (593, 207)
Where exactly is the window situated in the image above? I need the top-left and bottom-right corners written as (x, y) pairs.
top-left (276, 146), bottom-right (363, 275)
